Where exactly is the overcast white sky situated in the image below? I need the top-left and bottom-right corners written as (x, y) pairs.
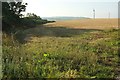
top-left (23, 0), bottom-right (119, 18)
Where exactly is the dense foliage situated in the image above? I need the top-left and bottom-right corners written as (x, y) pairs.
top-left (2, 2), bottom-right (27, 32)
top-left (22, 13), bottom-right (51, 28)
top-left (2, 2), bottom-right (54, 33)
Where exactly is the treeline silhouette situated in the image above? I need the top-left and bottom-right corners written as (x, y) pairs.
top-left (2, 2), bottom-right (55, 34)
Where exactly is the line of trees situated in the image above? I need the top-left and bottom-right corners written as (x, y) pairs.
top-left (2, 1), bottom-right (55, 33)
top-left (22, 13), bottom-right (49, 27)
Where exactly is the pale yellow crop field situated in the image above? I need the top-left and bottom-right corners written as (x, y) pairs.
top-left (45, 18), bottom-right (118, 30)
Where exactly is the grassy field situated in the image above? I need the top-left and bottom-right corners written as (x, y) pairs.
top-left (2, 19), bottom-right (120, 79)
top-left (45, 18), bottom-right (118, 30)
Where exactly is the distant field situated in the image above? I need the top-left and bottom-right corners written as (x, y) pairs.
top-left (45, 18), bottom-right (118, 30)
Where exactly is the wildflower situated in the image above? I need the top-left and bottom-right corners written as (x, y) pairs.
top-left (43, 52), bottom-right (49, 57)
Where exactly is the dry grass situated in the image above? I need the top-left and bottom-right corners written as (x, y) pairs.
top-left (45, 18), bottom-right (118, 30)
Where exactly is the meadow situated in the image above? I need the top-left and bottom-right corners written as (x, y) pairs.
top-left (2, 19), bottom-right (120, 79)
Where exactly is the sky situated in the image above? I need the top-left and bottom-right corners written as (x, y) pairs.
top-left (23, 0), bottom-right (119, 18)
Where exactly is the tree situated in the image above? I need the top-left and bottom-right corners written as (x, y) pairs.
top-left (2, 1), bottom-right (27, 32)
top-left (9, 2), bottom-right (27, 17)
top-left (26, 13), bottom-right (41, 20)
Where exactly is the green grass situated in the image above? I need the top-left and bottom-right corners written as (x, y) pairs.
top-left (2, 28), bottom-right (120, 79)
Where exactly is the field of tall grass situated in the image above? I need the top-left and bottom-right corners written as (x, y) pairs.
top-left (2, 19), bottom-right (120, 79)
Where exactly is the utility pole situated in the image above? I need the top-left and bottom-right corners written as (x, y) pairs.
top-left (108, 12), bottom-right (110, 19)
top-left (93, 9), bottom-right (95, 19)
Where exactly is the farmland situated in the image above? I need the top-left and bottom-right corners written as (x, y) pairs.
top-left (2, 19), bottom-right (120, 79)
top-left (45, 19), bottom-right (118, 30)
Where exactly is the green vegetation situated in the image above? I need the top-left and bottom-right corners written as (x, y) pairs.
top-left (2, 2), bottom-right (54, 33)
top-left (2, 28), bottom-right (120, 79)
top-left (1, 1), bottom-right (119, 79)
top-left (22, 13), bottom-right (54, 28)
top-left (2, 2), bottom-right (27, 32)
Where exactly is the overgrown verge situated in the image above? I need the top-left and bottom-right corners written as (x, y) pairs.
top-left (2, 29), bottom-right (120, 79)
